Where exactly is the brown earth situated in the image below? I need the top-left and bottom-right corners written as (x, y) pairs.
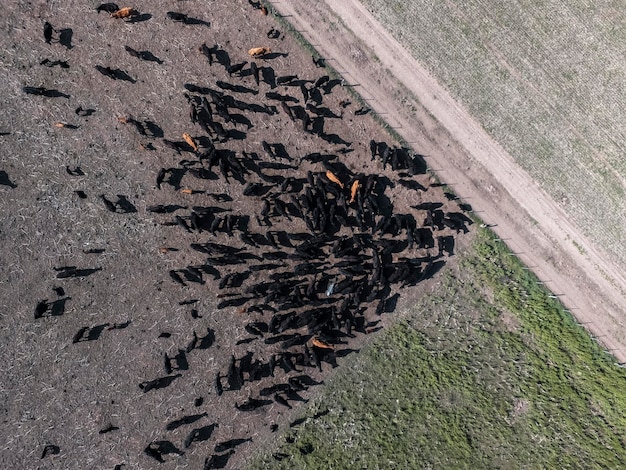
top-left (268, 0), bottom-right (626, 361)
top-left (0, 1), bottom-right (469, 469)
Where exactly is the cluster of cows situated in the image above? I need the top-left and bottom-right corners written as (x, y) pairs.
top-left (19, 2), bottom-right (472, 468)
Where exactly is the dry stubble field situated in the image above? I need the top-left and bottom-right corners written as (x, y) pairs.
top-left (0, 1), bottom-right (470, 468)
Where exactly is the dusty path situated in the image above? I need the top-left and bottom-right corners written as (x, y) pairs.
top-left (269, 0), bottom-right (626, 361)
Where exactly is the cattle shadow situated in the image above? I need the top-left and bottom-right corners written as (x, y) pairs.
top-left (108, 320), bottom-right (131, 330)
top-left (147, 204), bottom-right (187, 214)
top-left (228, 113), bottom-right (252, 129)
top-left (58, 28), bottom-right (73, 48)
top-left (312, 56), bottom-right (326, 68)
top-left (127, 13), bottom-right (152, 23)
top-left (23, 86), bottom-right (70, 98)
top-left (408, 152), bottom-right (428, 175)
top-left (266, 91), bottom-right (299, 103)
top-left (216, 81), bottom-right (258, 95)
top-left (270, 143), bottom-right (293, 161)
top-left (236, 337), bottom-right (256, 346)
top-left (54, 267), bottom-right (102, 278)
top-left (41, 444), bottom-right (60, 459)
top-left (115, 195), bottom-right (137, 213)
top-left (438, 235), bottom-right (455, 256)
top-left (183, 17), bottom-right (210, 27)
top-left (34, 297), bottom-right (71, 319)
top-left (307, 104), bottom-right (341, 119)
top-left (262, 52), bottom-right (289, 60)
top-left (420, 259), bottom-right (446, 282)
top-left (144, 440), bottom-right (183, 463)
top-left (321, 133), bottom-right (351, 147)
top-left (139, 374), bottom-right (182, 393)
top-left (261, 67), bottom-right (276, 88)
top-left (142, 120), bottom-right (163, 138)
top-left (72, 323), bottom-right (110, 343)
top-left (321, 79), bottom-right (342, 94)
top-left (412, 202), bottom-right (442, 211)
top-left (50, 297), bottom-right (71, 316)
top-left (186, 424), bottom-right (218, 447)
top-left (40, 59), bottom-right (69, 68)
top-left (335, 347), bottom-right (360, 358)
top-left (141, 50), bottom-right (163, 64)
top-left (398, 179), bottom-right (426, 192)
top-left (258, 162), bottom-right (297, 172)
top-left (226, 129), bottom-right (247, 141)
top-left (308, 87), bottom-right (323, 105)
top-left (0, 170), bottom-right (17, 188)
top-left (215, 48), bottom-right (231, 69)
top-left (75, 106), bottom-right (96, 117)
top-left (165, 168), bottom-right (186, 189)
top-left (95, 66), bottom-right (136, 83)
top-left (173, 349), bottom-right (189, 370)
top-left (196, 328), bottom-right (216, 349)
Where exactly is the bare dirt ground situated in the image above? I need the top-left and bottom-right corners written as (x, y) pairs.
top-left (0, 1), bottom-right (469, 469)
top-left (268, 0), bottom-right (626, 361)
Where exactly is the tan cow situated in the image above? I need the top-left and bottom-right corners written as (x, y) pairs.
top-left (325, 170), bottom-right (344, 188)
top-left (111, 7), bottom-right (138, 19)
top-left (349, 180), bottom-right (361, 204)
top-left (182, 133), bottom-right (197, 152)
top-left (248, 47), bottom-right (271, 58)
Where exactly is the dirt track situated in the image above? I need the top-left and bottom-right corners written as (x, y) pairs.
top-left (268, 0), bottom-right (626, 361)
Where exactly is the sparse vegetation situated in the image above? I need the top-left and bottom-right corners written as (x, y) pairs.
top-left (358, 0), bottom-right (626, 269)
top-left (247, 228), bottom-right (626, 468)
top-left (573, 239), bottom-right (586, 255)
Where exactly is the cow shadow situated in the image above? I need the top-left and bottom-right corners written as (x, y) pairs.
top-left (143, 120), bottom-right (164, 138)
top-left (59, 28), bottom-right (73, 49)
top-left (115, 195), bottom-right (137, 213)
top-left (50, 297), bottom-right (71, 316)
top-left (127, 13), bottom-right (152, 23)
top-left (184, 17), bottom-right (210, 27)
top-left (262, 52), bottom-right (289, 60)
top-left (0, 170), bottom-right (17, 188)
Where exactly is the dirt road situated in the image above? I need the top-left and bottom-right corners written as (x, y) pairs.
top-left (269, 0), bottom-right (626, 361)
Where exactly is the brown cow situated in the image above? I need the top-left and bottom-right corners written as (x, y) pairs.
top-left (110, 7), bottom-right (138, 19)
top-left (248, 47), bottom-right (271, 57)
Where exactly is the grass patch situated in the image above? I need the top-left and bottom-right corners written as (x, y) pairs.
top-left (572, 239), bottom-right (586, 255)
top-left (247, 228), bottom-right (626, 469)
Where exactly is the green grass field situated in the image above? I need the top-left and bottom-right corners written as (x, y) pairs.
top-left (247, 229), bottom-right (626, 468)
top-left (355, 0), bottom-right (626, 269)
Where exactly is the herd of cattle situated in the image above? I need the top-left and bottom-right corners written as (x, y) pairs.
top-left (15, 2), bottom-right (472, 468)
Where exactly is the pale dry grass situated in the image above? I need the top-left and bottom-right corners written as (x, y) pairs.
top-left (360, 0), bottom-right (626, 267)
